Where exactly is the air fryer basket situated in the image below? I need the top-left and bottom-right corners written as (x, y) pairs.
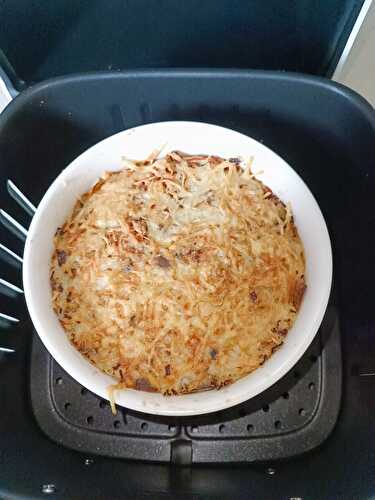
top-left (1, 70), bottom-right (375, 499)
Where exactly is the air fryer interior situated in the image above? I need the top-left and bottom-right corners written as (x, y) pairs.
top-left (0, 70), bottom-right (374, 499)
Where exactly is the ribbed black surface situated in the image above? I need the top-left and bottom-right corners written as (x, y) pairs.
top-left (30, 305), bottom-right (341, 463)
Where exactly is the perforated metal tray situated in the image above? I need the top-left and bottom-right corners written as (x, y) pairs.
top-left (30, 305), bottom-right (341, 464)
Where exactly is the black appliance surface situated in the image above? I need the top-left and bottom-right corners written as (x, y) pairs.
top-left (0, 0), bottom-right (366, 86)
top-left (0, 70), bottom-right (375, 499)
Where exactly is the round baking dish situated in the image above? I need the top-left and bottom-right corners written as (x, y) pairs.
top-left (23, 121), bottom-right (332, 416)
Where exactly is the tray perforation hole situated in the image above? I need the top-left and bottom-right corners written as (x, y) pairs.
top-left (47, 327), bottom-right (325, 446)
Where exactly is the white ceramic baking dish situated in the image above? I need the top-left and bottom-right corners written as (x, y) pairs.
top-left (23, 121), bottom-right (332, 416)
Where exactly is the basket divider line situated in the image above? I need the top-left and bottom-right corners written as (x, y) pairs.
top-left (0, 209), bottom-right (28, 239)
top-left (0, 242), bottom-right (23, 263)
top-left (0, 346), bottom-right (15, 353)
top-left (7, 179), bottom-right (37, 216)
top-left (0, 312), bottom-right (19, 323)
top-left (0, 277), bottom-right (24, 294)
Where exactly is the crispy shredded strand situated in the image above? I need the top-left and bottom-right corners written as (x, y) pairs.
top-left (51, 153), bottom-right (306, 395)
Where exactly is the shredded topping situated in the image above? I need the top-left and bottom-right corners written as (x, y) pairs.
top-left (51, 151), bottom-right (306, 395)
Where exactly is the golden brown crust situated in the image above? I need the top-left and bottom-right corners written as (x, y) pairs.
top-left (51, 153), bottom-right (306, 394)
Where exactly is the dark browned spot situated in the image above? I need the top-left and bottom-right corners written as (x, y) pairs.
top-left (292, 276), bottom-right (307, 310)
top-left (229, 157), bottom-right (241, 165)
top-left (249, 291), bottom-right (257, 302)
top-left (209, 155), bottom-right (223, 165)
top-left (259, 355), bottom-right (267, 366)
top-left (127, 217), bottom-right (148, 241)
top-left (155, 255), bottom-right (170, 268)
top-left (181, 248), bottom-right (203, 263)
top-left (129, 315), bottom-right (136, 326)
top-left (90, 178), bottom-right (106, 194)
top-left (165, 364), bottom-right (171, 376)
top-left (135, 378), bottom-right (157, 392)
top-left (56, 250), bottom-right (67, 266)
top-left (210, 348), bottom-right (217, 360)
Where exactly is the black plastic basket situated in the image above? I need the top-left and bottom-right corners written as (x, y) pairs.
top-left (1, 70), bottom-right (375, 499)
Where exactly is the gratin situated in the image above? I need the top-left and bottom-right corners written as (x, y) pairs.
top-left (50, 151), bottom-right (306, 395)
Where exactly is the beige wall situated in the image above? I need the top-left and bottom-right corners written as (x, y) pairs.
top-left (0, 78), bottom-right (12, 113)
top-left (333, 0), bottom-right (375, 106)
